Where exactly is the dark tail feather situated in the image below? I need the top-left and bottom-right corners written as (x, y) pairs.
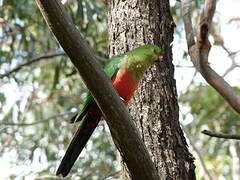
top-left (56, 114), bottom-right (101, 177)
top-left (69, 110), bottom-right (86, 124)
top-left (69, 114), bottom-right (78, 124)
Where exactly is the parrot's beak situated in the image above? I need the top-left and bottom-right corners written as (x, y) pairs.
top-left (155, 55), bottom-right (164, 62)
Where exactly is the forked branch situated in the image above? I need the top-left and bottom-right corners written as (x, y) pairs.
top-left (182, 0), bottom-right (240, 113)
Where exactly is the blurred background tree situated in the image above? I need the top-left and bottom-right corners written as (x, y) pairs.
top-left (0, 0), bottom-right (239, 179)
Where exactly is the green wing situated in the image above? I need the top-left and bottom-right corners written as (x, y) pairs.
top-left (71, 56), bottom-right (121, 123)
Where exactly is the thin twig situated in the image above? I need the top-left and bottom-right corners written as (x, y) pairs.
top-left (0, 52), bottom-right (107, 79)
top-left (202, 130), bottom-right (240, 140)
top-left (0, 111), bottom-right (74, 127)
top-left (186, 70), bottom-right (197, 90)
top-left (222, 63), bottom-right (237, 78)
top-left (101, 170), bottom-right (121, 180)
top-left (220, 44), bottom-right (239, 78)
top-left (0, 52), bottom-right (66, 79)
top-left (175, 65), bottom-right (194, 68)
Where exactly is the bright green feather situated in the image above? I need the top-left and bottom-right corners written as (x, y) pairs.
top-left (73, 45), bottom-right (163, 122)
top-left (75, 56), bottom-right (121, 120)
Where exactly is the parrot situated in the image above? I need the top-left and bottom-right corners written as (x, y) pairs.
top-left (56, 44), bottom-right (163, 177)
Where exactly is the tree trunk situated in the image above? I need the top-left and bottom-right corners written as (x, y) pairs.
top-left (108, 0), bottom-right (196, 179)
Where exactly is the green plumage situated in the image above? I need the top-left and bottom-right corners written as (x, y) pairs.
top-left (71, 44), bottom-right (162, 123)
top-left (70, 55), bottom-right (121, 123)
top-left (57, 44), bottom-right (163, 177)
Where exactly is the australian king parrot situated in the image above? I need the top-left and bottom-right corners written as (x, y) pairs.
top-left (56, 44), bottom-right (163, 177)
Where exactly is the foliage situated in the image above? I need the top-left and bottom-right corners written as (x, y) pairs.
top-left (180, 85), bottom-right (240, 179)
top-left (1, 0), bottom-right (239, 179)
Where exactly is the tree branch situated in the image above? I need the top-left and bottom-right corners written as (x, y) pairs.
top-left (0, 52), bottom-right (66, 79)
top-left (175, 65), bottom-right (194, 68)
top-left (182, 0), bottom-right (195, 47)
top-left (220, 44), bottom-right (240, 78)
top-left (0, 52), bottom-right (107, 79)
top-left (182, 0), bottom-right (240, 113)
top-left (101, 170), bottom-right (121, 180)
top-left (34, 0), bottom-right (159, 179)
top-left (0, 111), bottom-right (74, 127)
top-left (202, 130), bottom-right (240, 140)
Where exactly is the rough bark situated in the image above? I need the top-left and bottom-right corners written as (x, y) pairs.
top-left (108, 0), bottom-right (196, 179)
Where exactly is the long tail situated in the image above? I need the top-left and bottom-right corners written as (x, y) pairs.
top-left (56, 111), bottom-right (101, 177)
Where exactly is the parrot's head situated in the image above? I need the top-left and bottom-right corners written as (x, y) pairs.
top-left (138, 44), bottom-right (163, 63)
top-left (121, 44), bottom-right (164, 80)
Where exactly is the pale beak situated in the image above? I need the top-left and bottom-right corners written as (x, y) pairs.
top-left (155, 55), bottom-right (164, 62)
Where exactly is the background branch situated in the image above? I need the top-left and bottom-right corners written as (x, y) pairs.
top-left (0, 111), bottom-right (74, 127)
top-left (0, 51), bottom-right (107, 79)
top-left (202, 130), bottom-right (240, 140)
top-left (34, 0), bottom-right (159, 179)
top-left (101, 170), bottom-right (121, 180)
top-left (182, 0), bottom-right (240, 113)
top-left (0, 52), bottom-right (65, 79)
top-left (220, 44), bottom-right (240, 78)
